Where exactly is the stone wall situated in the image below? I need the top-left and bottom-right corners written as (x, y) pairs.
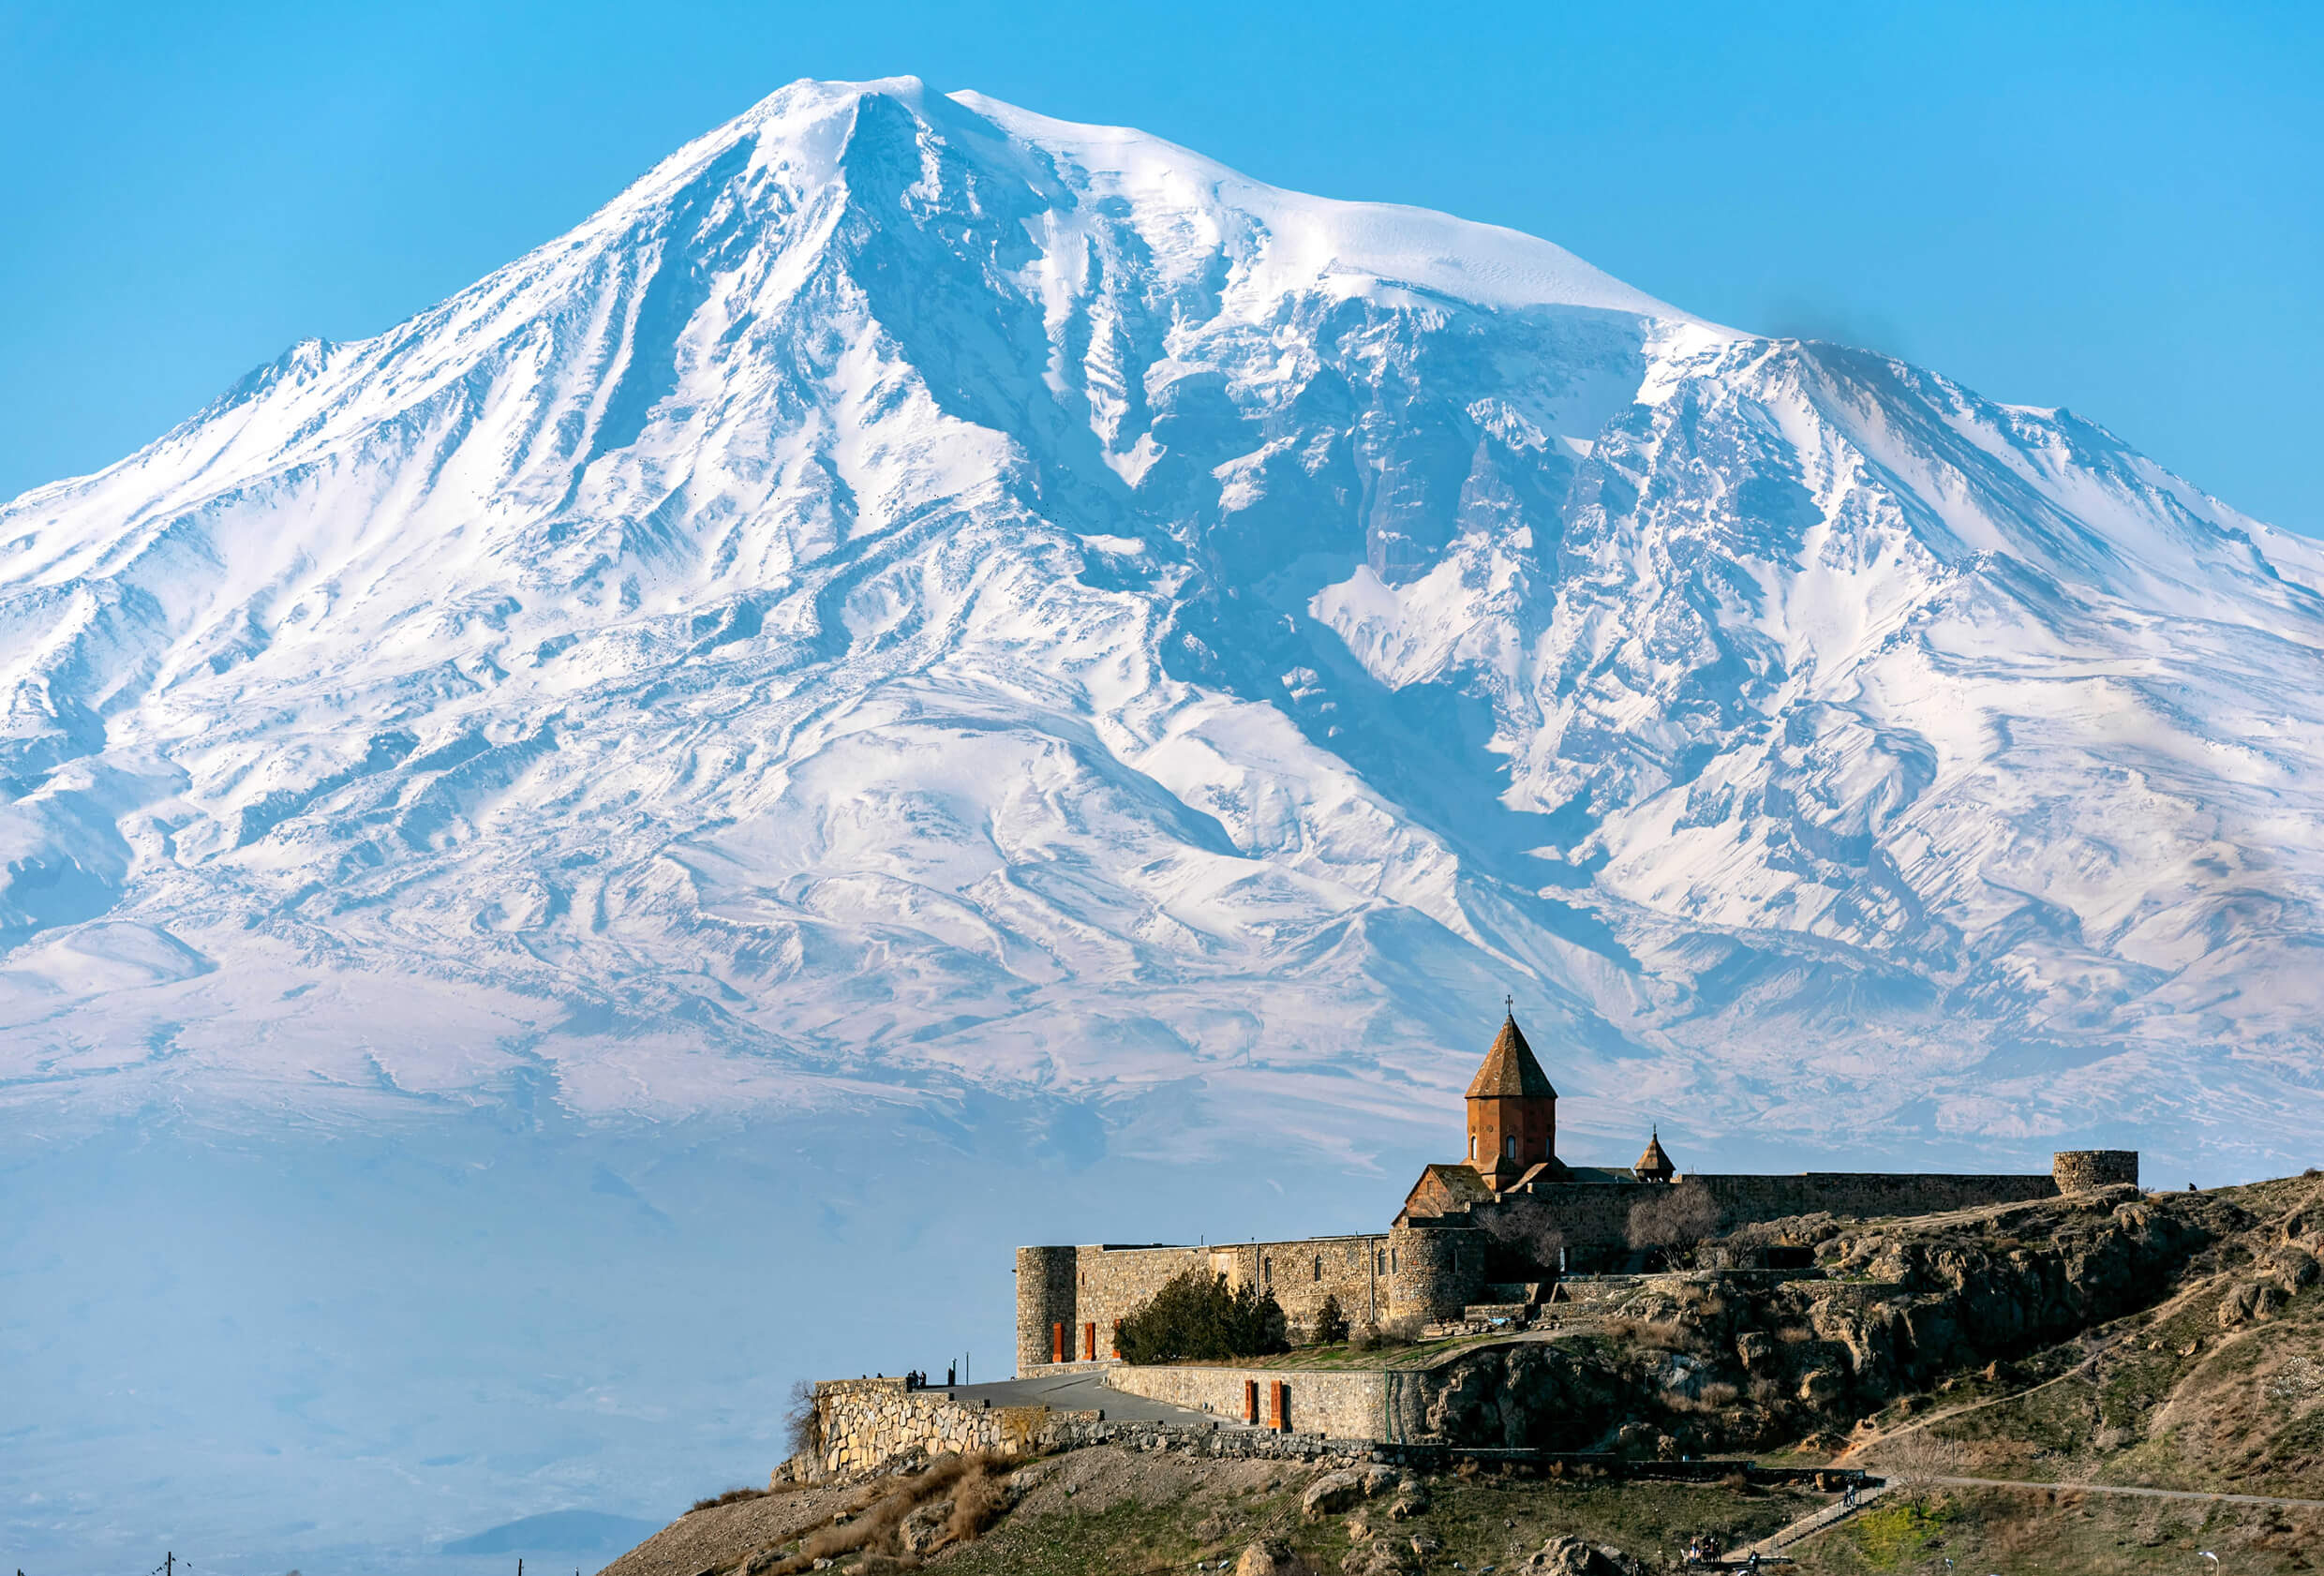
top-left (1387, 1221), bottom-right (1484, 1323)
top-left (813, 1378), bottom-right (1053, 1476)
top-left (2052, 1151), bottom-right (2139, 1192)
top-left (1692, 1170), bottom-right (2063, 1226)
top-left (1396, 1167), bottom-right (2075, 1318)
top-left (812, 1375), bottom-right (1387, 1476)
top-left (1104, 1362), bottom-right (1389, 1439)
top-left (1016, 1236), bottom-right (1399, 1375)
top-left (1025, 1157), bottom-right (2129, 1343)
top-left (1216, 1236), bottom-right (1395, 1334)
top-left (1014, 1246), bottom-right (1079, 1373)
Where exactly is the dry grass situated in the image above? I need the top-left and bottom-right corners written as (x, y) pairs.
top-left (688, 1486), bottom-right (769, 1514)
top-left (749, 1451), bottom-right (1013, 1573)
top-left (1601, 1316), bottom-right (1691, 1352)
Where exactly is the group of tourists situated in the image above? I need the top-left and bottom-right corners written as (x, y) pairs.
top-left (900, 1365), bottom-right (958, 1390)
top-left (1682, 1534), bottom-right (1764, 1569)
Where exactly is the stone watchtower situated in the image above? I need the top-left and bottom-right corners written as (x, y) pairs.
top-left (1467, 1012), bottom-right (1557, 1190)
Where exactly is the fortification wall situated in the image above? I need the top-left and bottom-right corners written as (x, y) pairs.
top-left (1386, 1222), bottom-right (1485, 1322)
top-left (1028, 1160), bottom-right (2119, 1343)
top-left (1019, 1236), bottom-right (1401, 1372)
top-left (1693, 1171), bottom-right (2062, 1224)
top-left (1105, 1362), bottom-right (1387, 1439)
top-left (1467, 1171), bottom-right (2062, 1258)
top-left (2052, 1151), bottom-right (2139, 1192)
top-left (1220, 1235), bottom-right (1393, 1334)
top-left (1014, 1246), bottom-right (1079, 1372)
top-left (813, 1375), bottom-right (1384, 1475)
top-left (813, 1378), bottom-right (1051, 1476)
top-left (1067, 1245), bottom-right (1213, 1361)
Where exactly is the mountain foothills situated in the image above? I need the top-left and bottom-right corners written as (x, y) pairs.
top-left (3, 78), bottom-right (2319, 1160)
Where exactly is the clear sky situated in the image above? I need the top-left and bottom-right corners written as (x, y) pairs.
top-left (3, 0), bottom-right (2317, 531)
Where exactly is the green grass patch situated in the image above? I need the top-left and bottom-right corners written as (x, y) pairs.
top-left (1835, 1500), bottom-right (1956, 1568)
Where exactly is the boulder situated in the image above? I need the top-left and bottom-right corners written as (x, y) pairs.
top-left (1235, 1541), bottom-right (1297, 1576)
top-left (1342, 1536), bottom-right (1416, 1576)
top-left (900, 1500), bottom-right (951, 1555)
top-left (1521, 1533), bottom-right (1644, 1574)
top-left (1303, 1467), bottom-right (1370, 1519)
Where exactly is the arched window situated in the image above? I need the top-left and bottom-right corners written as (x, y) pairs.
top-left (1312, 1255), bottom-right (1322, 1282)
top-left (1504, 1136), bottom-right (1516, 1159)
top-left (1468, 1135), bottom-right (1477, 1159)
top-left (1263, 1256), bottom-right (1273, 1286)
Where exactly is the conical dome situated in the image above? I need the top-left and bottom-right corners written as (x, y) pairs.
top-left (1633, 1129), bottom-right (1676, 1181)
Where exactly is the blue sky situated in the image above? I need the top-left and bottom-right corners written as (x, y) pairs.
top-left (3, 0), bottom-right (2317, 530)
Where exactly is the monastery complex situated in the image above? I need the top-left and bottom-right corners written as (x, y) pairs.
top-left (1015, 1014), bottom-right (2137, 1373)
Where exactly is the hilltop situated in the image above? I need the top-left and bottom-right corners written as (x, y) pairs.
top-left (603, 1172), bottom-right (2324, 1574)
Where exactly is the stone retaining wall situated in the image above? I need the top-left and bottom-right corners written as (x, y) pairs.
top-left (1105, 1362), bottom-right (1389, 1440)
top-left (812, 1378), bottom-right (1054, 1476)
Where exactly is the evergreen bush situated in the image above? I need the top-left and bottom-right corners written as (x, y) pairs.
top-left (1311, 1292), bottom-right (1349, 1345)
top-left (1115, 1269), bottom-right (1290, 1363)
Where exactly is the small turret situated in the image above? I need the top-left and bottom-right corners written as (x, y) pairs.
top-left (1632, 1128), bottom-right (1676, 1182)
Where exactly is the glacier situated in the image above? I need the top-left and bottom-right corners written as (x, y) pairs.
top-left (4, 76), bottom-right (2321, 1572)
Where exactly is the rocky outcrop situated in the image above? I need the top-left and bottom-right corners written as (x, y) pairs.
top-left (1393, 1340), bottom-right (1625, 1450)
top-left (1395, 1183), bottom-right (2270, 1453)
top-left (1302, 1464), bottom-right (1405, 1519)
top-left (1519, 1534), bottom-right (1647, 1574)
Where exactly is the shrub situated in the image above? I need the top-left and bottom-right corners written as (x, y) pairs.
top-left (689, 1485), bottom-right (767, 1513)
top-left (1116, 1269), bottom-right (1290, 1363)
top-left (784, 1376), bottom-right (823, 1460)
top-left (1311, 1293), bottom-right (1350, 1346)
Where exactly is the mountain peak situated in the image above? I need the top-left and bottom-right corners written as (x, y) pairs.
top-left (0, 84), bottom-right (2317, 1174)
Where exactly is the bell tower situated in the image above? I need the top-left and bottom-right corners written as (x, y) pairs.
top-left (1466, 1007), bottom-right (1557, 1191)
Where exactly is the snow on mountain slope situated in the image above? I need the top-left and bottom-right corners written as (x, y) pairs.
top-left (3, 77), bottom-right (2318, 1163)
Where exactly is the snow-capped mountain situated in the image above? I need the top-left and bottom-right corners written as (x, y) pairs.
top-left (5, 76), bottom-right (2319, 1163)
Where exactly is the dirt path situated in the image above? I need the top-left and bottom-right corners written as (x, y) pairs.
top-left (1924, 1475), bottom-right (2324, 1511)
top-left (1726, 1467), bottom-right (2324, 1568)
top-left (1835, 1265), bottom-right (2236, 1465)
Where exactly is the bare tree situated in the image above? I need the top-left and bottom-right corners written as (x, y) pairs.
top-left (1627, 1185), bottom-right (1721, 1269)
top-left (784, 1377), bottom-right (823, 1461)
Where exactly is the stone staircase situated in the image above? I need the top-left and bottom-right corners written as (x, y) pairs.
top-left (1459, 1282), bottom-right (1550, 1326)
